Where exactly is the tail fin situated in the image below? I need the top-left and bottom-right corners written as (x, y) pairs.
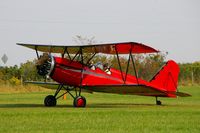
top-left (150, 60), bottom-right (179, 92)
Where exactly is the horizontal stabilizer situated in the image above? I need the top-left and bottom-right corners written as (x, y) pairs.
top-left (166, 91), bottom-right (191, 97)
top-left (174, 92), bottom-right (191, 97)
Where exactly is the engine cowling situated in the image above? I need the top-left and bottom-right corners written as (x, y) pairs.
top-left (36, 53), bottom-right (55, 76)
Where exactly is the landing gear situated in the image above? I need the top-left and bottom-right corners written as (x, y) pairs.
top-left (156, 100), bottom-right (162, 105)
top-left (44, 84), bottom-right (86, 107)
top-left (73, 96), bottom-right (86, 107)
top-left (44, 95), bottom-right (57, 106)
top-left (156, 97), bottom-right (162, 105)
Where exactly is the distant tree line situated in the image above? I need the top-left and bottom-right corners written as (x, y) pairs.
top-left (179, 62), bottom-right (200, 85)
top-left (0, 60), bottom-right (43, 85)
top-left (0, 54), bottom-right (199, 86)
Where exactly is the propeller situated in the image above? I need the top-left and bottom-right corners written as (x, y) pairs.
top-left (36, 53), bottom-right (54, 76)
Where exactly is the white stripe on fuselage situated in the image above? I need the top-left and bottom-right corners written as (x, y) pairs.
top-left (58, 65), bottom-right (123, 83)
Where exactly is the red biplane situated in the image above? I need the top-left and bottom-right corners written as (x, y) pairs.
top-left (17, 42), bottom-right (190, 107)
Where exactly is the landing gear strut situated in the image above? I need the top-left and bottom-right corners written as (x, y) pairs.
top-left (156, 97), bottom-right (162, 105)
top-left (44, 84), bottom-right (86, 107)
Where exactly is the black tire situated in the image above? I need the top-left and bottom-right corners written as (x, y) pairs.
top-left (44, 95), bottom-right (57, 107)
top-left (73, 96), bottom-right (86, 107)
top-left (156, 100), bottom-right (162, 105)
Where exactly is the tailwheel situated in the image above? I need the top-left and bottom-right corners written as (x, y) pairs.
top-left (155, 97), bottom-right (162, 105)
top-left (73, 96), bottom-right (86, 107)
top-left (44, 95), bottom-right (57, 107)
top-left (156, 100), bottom-right (162, 105)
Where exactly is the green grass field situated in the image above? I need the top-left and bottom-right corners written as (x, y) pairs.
top-left (0, 86), bottom-right (199, 133)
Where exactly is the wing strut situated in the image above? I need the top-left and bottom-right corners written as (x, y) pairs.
top-left (79, 47), bottom-right (84, 96)
top-left (61, 47), bottom-right (72, 60)
top-left (86, 52), bottom-right (96, 65)
top-left (124, 50), bottom-right (132, 83)
top-left (86, 46), bottom-right (97, 65)
top-left (130, 45), bottom-right (139, 84)
top-left (35, 46), bottom-right (39, 59)
top-left (71, 49), bottom-right (80, 63)
top-left (62, 47), bottom-right (67, 58)
top-left (65, 47), bottom-right (72, 60)
top-left (115, 45), bottom-right (125, 83)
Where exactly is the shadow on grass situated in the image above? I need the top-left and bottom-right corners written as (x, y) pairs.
top-left (0, 104), bottom-right (71, 108)
top-left (0, 103), bottom-right (168, 109)
top-left (87, 103), bottom-right (158, 108)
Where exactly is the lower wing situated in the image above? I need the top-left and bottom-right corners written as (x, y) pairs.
top-left (24, 81), bottom-right (93, 93)
top-left (83, 84), bottom-right (191, 97)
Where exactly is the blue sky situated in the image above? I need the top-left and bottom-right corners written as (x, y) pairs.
top-left (0, 0), bottom-right (199, 66)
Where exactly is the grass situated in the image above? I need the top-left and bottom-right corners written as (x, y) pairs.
top-left (0, 86), bottom-right (199, 133)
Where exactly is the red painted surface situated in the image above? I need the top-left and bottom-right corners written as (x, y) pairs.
top-left (77, 98), bottom-right (84, 107)
top-left (50, 57), bottom-right (180, 98)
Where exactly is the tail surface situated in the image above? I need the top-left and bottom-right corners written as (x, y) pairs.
top-left (150, 60), bottom-right (179, 92)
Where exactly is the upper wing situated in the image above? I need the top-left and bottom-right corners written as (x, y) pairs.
top-left (17, 42), bottom-right (159, 54)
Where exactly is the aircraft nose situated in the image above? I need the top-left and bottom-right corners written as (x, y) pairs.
top-left (36, 53), bottom-right (55, 76)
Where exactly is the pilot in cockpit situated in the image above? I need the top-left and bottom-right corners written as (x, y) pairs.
top-left (89, 61), bottom-right (111, 75)
top-left (103, 63), bottom-right (111, 75)
top-left (89, 61), bottom-right (96, 70)
top-left (95, 61), bottom-right (104, 70)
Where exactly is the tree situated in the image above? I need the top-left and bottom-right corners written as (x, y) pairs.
top-left (20, 60), bottom-right (43, 81)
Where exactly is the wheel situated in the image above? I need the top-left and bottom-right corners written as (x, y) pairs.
top-left (73, 96), bottom-right (86, 107)
top-left (156, 100), bottom-right (162, 105)
top-left (44, 95), bottom-right (57, 107)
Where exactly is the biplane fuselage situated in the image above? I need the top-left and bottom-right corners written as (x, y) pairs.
top-left (49, 56), bottom-right (176, 98)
